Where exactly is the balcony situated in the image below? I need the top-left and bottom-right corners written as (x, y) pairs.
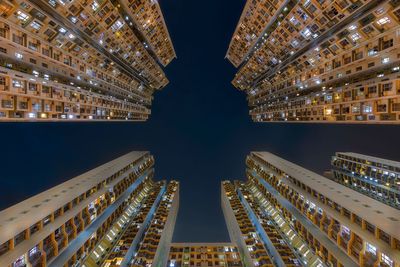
top-left (14, 231), bottom-right (26, 246)
top-left (65, 225), bottom-right (75, 241)
top-left (43, 242), bottom-right (55, 262)
top-left (0, 241), bottom-right (9, 256)
top-left (56, 233), bottom-right (66, 250)
top-left (28, 247), bottom-right (42, 267)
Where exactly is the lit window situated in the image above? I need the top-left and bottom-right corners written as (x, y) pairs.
top-left (381, 253), bottom-right (393, 266)
top-left (368, 49), bottom-right (378, 56)
top-left (12, 79), bottom-right (23, 88)
top-left (15, 52), bottom-right (23, 59)
top-left (377, 17), bottom-right (390, 26)
top-left (29, 246), bottom-right (39, 257)
top-left (30, 21), bottom-right (42, 30)
top-left (48, 0), bottom-right (57, 7)
top-left (91, 1), bottom-right (99, 11)
top-left (301, 28), bottom-right (312, 38)
top-left (111, 20), bottom-right (124, 31)
top-left (58, 27), bottom-right (67, 34)
top-left (348, 25), bottom-right (357, 31)
top-left (341, 226), bottom-right (351, 236)
top-left (352, 105), bottom-right (360, 113)
top-left (93, 251), bottom-right (100, 258)
top-left (350, 32), bottom-right (361, 42)
top-left (16, 10), bottom-right (30, 23)
top-left (289, 16), bottom-right (300, 27)
top-left (382, 57), bottom-right (390, 64)
top-left (13, 255), bottom-right (26, 266)
top-left (70, 16), bottom-right (77, 23)
top-left (325, 108), bottom-right (332, 115)
top-left (364, 105), bottom-right (372, 113)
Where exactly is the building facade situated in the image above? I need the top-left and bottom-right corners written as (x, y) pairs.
top-left (0, 151), bottom-right (179, 267)
top-left (2, 151), bottom-right (399, 267)
top-left (330, 152), bottom-right (400, 209)
top-left (168, 243), bottom-right (243, 267)
top-left (227, 0), bottom-right (400, 123)
top-left (0, 0), bottom-right (175, 121)
top-left (222, 151), bottom-right (400, 267)
top-left (221, 180), bottom-right (324, 267)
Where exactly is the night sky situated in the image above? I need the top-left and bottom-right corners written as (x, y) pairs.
top-left (1, 0), bottom-right (400, 243)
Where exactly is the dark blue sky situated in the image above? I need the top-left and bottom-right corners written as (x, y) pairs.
top-left (1, 0), bottom-right (400, 242)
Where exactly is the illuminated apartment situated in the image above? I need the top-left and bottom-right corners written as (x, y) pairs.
top-left (330, 152), bottom-right (400, 209)
top-left (227, 0), bottom-right (400, 123)
top-left (0, 151), bottom-right (180, 267)
top-left (221, 181), bottom-right (274, 267)
top-left (238, 151), bottom-right (400, 267)
top-left (167, 243), bottom-right (243, 267)
top-left (0, 0), bottom-right (175, 121)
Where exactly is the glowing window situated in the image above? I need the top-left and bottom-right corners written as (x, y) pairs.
top-left (381, 253), bottom-right (393, 266)
top-left (30, 21), bottom-right (42, 30)
top-left (350, 33), bottom-right (361, 42)
top-left (377, 17), bottom-right (390, 26)
top-left (111, 20), bottom-right (124, 31)
top-left (16, 10), bottom-right (30, 23)
top-left (91, 1), bottom-right (99, 11)
top-left (366, 243), bottom-right (376, 255)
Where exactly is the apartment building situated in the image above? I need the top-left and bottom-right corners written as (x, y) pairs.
top-left (222, 180), bottom-right (279, 267)
top-left (168, 243), bottom-right (243, 267)
top-left (227, 0), bottom-right (400, 123)
top-left (0, 151), bottom-right (180, 267)
top-left (0, 0), bottom-right (175, 121)
top-left (330, 152), bottom-right (400, 210)
top-left (233, 151), bottom-right (400, 267)
top-left (3, 150), bottom-right (399, 267)
top-left (222, 180), bottom-right (324, 267)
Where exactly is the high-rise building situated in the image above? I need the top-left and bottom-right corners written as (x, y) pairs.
top-left (330, 152), bottom-right (400, 209)
top-left (0, 0), bottom-right (175, 121)
top-left (167, 243), bottom-right (243, 267)
top-left (222, 152), bottom-right (400, 267)
top-left (227, 0), bottom-right (400, 123)
top-left (3, 151), bottom-right (400, 267)
top-left (0, 151), bottom-right (179, 267)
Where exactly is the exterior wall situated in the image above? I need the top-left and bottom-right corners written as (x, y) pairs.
top-left (331, 152), bottom-right (400, 209)
top-left (0, 152), bottom-right (156, 267)
top-left (228, 0), bottom-right (400, 124)
top-left (221, 181), bottom-right (273, 267)
top-left (81, 180), bottom-right (166, 267)
top-left (225, 0), bottom-right (288, 67)
top-left (152, 182), bottom-right (180, 267)
top-left (221, 183), bottom-right (255, 267)
top-left (168, 243), bottom-right (242, 267)
top-left (131, 181), bottom-right (180, 267)
top-left (0, 0), bottom-right (174, 121)
top-left (246, 152), bottom-right (400, 267)
top-left (0, 152), bottom-right (181, 267)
